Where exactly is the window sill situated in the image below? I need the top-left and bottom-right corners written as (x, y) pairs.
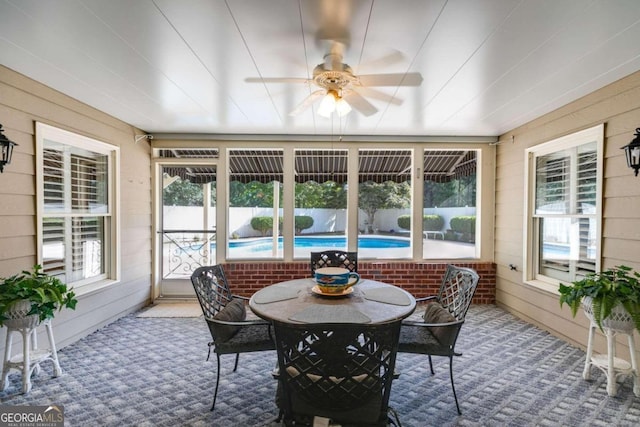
top-left (74, 279), bottom-right (120, 298)
top-left (523, 278), bottom-right (560, 295)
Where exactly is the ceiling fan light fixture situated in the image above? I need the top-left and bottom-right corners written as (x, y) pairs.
top-left (317, 91), bottom-right (337, 118)
top-left (317, 89), bottom-right (351, 118)
top-left (335, 97), bottom-right (352, 117)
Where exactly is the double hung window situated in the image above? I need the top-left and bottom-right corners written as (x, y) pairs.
top-left (37, 123), bottom-right (118, 287)
top-left (525, 125), bottom-right (603, 288)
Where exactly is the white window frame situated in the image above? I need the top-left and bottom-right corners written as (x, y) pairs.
top-left (523, 124), bottom-right (604, 293)
top-left (36, 123), bottom-right (120, 292)
top-left (151, 140), bottom-right (490, 266)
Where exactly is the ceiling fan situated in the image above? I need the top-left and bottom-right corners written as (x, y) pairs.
top-left (246, 43), bottom-right (423, 118)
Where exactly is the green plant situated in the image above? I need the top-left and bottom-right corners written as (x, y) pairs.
top-left (423, 215), bottom-right (444, 231)
top-left (397, 214), bottom-right (444, 231)
top-left (294, 215), bottom-right (314, 234)
top-left (450, 215), bottom-right (476, 242)
top-left (559, 265), bottom-right (640, 333)
top-left (397, 215), bottom-right (410, 230)
top-left (250, 216), bottom-right (284, 236)
top-left (0, 265), bottom-right (78, 326)
top-left (250, 216), bottom-right (274, 236)
top-left (449, 216), bottom-right (475, 234)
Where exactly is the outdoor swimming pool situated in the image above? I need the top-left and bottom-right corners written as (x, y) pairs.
top-left (162, 233), bottom-right (475, 279)
top-left (226, 235), bottom-right (410, 253)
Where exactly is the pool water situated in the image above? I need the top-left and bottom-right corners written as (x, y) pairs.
top-left (226, 236), bottom-right (409, 253)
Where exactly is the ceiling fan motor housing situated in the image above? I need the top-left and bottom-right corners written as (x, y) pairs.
top-left (313, 64), bottom-right (357, 94)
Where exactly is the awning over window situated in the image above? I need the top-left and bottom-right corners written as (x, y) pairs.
top-left (359, 149), bottom-right (412, 183)
top-left (295, 150), bottom-right (348, 184)
top-left (160, 149), bottom-right (219, 184)
top-left (159, 148), bottom-right (476, 184)
top-left (424, 150), bottom-right (477, 183)
top-left (230, 149), bottom-right (284, 183)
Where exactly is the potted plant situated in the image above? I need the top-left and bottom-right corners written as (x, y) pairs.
top-left (559, 265), bottom-right (640, 333)
top-left (0, 264), bottom-right (78, 327)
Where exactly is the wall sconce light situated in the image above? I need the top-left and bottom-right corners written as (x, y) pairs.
top-left (0, 124), bottom-right (18, 173)
top-left (622, 128), bottom-right (640, 176)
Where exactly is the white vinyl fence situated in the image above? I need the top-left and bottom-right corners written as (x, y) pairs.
top-left (163, 206), bottom-right (476, 237)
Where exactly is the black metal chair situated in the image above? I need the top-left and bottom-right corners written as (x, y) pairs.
top-left (310, 250), bottom-right (358, 275)
top-left (272, 320), bottom-right (402, 426)
top-left (397, 265), bottom-right (480, 415)
top-left (190, 265), bottom-right (275, 412)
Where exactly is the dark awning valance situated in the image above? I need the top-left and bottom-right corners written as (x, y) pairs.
top-left (160, 148), bottom-right (477, 184)
top-left (424, 150), bottom-right (477, 183)
top-left (295, 150), bottom-right (348, 184)
top-left (160, 149), bottom-right (219, 184)
top-left (359, 149), bottom-right (411, 183)
top-left (230, 149), bottom-right (284, 183)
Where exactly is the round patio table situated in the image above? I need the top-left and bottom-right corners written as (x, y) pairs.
top-left (249, 278), bottom-right (416, 324)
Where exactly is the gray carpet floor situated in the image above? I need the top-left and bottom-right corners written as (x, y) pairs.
top-left (1, 305), bottom-right (639, 426)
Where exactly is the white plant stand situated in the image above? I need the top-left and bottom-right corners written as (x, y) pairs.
top-left (0, 301), bottom-right (62, 393)
top-left (582, 297), bottom-right (640, 397)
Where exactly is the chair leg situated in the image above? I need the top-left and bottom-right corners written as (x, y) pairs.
top-left (428, 355), bottom-right (435, 375)
top-left (448, 356), bottom-right (461, 415)
top-left (206, 342), bottom-right (213, 361)
top-left (210, 354), bottom-right (221, 412)
top-left (388, 406), bottom-right (402, 427)
top-left (233, 353), bottom-right (240, 372)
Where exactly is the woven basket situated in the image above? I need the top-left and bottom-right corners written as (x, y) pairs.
top-left (582, 296), bottom-right (635, 333)
top-left (3, 299), bottom-right (40, 329)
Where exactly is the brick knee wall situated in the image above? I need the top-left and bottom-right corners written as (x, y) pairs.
top-left (222, 261), bottom-right (495, 304)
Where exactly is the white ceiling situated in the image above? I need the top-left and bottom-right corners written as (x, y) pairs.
top-left (2, 0), bottom-right (640, 138)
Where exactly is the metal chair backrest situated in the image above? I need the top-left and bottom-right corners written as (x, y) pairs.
top-left (273, 320), bottom-right (401, 426)
top-left (310, 250), bottom-right (358, 275)
top-left (190, 265), bottom-right (234, 318)
top-left (437, 265), bottom-right (480, 321)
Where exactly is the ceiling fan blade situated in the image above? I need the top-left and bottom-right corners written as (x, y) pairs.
top-left (343, 91), bottom-right (378, 116)
top-left (357, 72), bottom-right (423, 87)
top-left (245, 77), bottom-right (310, 84)
top-left (289, 90), bottom-right (325, 116)
top-left (352, 87), bottom-right (403, 106)
top-left (358, 50), bottom-right (406, 71)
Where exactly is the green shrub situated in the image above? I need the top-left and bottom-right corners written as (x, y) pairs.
top-left (423, 215), bottom-right (444, 231)
top-left (250, 216), bottom-right (291, 235)
top-left (251, 216), bottom-right (274, 236)
top-left (444, 230), bottom-right (458, 241)
top-left (397, 215), bottom-right (411, 230)
top-left (450, 216), bottom-right (476, 242)
top-left (450, 216), bottom-right (475, 234)
top-left (397, 215), bottom-right (444, 231)
top-left (295, 216), bottom-right (314, 234)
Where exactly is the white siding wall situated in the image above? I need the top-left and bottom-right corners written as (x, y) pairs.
top-left (495, 69), bottom-right (640, 361)
top-left (0, 65), bottom-right (151, 353)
